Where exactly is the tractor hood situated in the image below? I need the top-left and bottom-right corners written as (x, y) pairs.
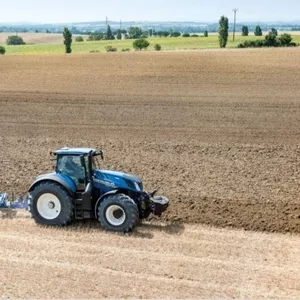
top-left (93, 169), bottom-right (143, 192)
top-left (100, 170), bottom-right (142, 183)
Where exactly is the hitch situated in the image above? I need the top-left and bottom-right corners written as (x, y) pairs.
top-left (150, 194), bottom-right (169, 217)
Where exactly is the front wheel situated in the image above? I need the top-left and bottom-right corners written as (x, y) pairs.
top-left (98, 194), bottom-right (139, 232)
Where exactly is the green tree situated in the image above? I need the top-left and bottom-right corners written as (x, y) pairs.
top-left (242, 26), bottom-right (249, 36)
top-left (218, 16), bottom-right (229, 48)
top-left (75, 36), bottom-right (84, 42)
top-left (270, 28), bottom-right (278, 36)
top-left (63, 27), bottom-right (72, 54)
top-left (0, 46), bottom-right (6, 55)
top-left (6, 35), bottom-right (25, 45)
top-left (116, 29), bottom-right (122, 40)
top-left (149, 29), bottom-right (153, 37)
top-left (204, 31), bottom-right (208, 37)
top-left (133, 38), bottom-right (150, 50)
top-left (254, 25), bottom-right (263, 36)
top-left (128, 26), bottom-right (143, 39)
top-left (106, 25), bottom-right (114, 40)
top-left (141, 31), bottom-right (149, 38)
top-left (159, 31), bottom-right (170, 37)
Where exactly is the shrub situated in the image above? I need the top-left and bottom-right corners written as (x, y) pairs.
top-left (264, 33), bottom-right (278, 47)
top-left (289, 42), bottom-right (297, 47)
top-left (6, 35), bottom-right (25, 45)
top-left (278, 33), bottom-right (292, 46)
top-left (154, 44), bottom-right (162, 51)
top-left (182, 33), bottom-right (190, 37)
top-left (75, 36), bottom-right (84, 42)
top-left (121, 48), bottom-right (131, 52)
top-left (191, 34), bottom-right (199, 37)
top-left (105, 45), bottom-right (117, 52)
top-left (170, 32), bottom-right (181, 37)
top-left (237, 33), bottom-right (294, 48)
top-left (133, 38), bottom-right (150, 51)
top-left (0, 46), bottom-right (6, 54)
top-left (237, 40), bottom-right (264, 48)
top-left (87, 33), bottom-right (104, 41)
top-left (90, 50), bottom-right (100, 53)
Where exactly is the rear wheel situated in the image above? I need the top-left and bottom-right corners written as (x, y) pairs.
top-left (98, 194), bottom-right (139, 232)
top-left (30, 182), bottom-right (74, 226)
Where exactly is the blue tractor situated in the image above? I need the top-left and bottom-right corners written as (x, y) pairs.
top-left (28, 147), bottom-right (169, 232)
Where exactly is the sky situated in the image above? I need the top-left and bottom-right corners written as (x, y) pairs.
top-left (0, 0), bottom-right (299, 24)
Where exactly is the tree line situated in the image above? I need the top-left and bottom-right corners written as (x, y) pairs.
top-left (0, 20), bottom-right (297, 55)
top-left (85, 26), bottom-right (208, 41)
top-left (218, 16), bottom-right (295, 49)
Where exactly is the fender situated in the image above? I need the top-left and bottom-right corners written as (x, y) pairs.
top-left (28, 172), bottom-right (77, 195)
top-left (94, 189), bottom-right (121, 216)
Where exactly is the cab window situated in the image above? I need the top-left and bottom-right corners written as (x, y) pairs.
top-left (57, 155), bottom-right (86, 186)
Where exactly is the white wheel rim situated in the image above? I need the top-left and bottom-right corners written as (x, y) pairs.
top-left (105, 205), bottom-right (126, 226)
top-left (37, 193), bottom-right (61, 220)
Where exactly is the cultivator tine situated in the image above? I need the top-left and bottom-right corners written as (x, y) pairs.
top-left (0, 192), bottom-right (29, 220)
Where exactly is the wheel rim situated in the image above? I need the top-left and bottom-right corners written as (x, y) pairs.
top-left (36, 193), bottom-right (61, 220)
top-left (105, 205), bottom-right (126, 226)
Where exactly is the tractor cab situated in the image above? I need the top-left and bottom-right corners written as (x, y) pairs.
top-left (53, 147), bottom-right (102, 191)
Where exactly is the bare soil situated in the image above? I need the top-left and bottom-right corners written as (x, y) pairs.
top-left (1, 49), bottom-right (300, 234)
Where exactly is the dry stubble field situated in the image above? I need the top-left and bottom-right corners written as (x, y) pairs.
top-left (1, 48), bottom-right (300, 298)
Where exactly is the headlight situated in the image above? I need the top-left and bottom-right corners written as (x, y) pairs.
top-left (134, 182), bottom-right (141, 191)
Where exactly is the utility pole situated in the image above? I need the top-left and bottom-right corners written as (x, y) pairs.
top-left (106, 16), bottom-right (108, 27)
top-left (120, 20), bottom-right (122, 30)
top-left (233, 8), bottom-right (238, 42)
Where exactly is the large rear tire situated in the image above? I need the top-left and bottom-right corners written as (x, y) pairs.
top-left (29, 182), bottom-right (74, 226)
top-left (98, 194), bottom-right (139, 232)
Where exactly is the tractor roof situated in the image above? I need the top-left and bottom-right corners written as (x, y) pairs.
top-left (54, 147), bottom-right (96, 156)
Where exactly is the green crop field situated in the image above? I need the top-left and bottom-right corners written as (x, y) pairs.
top-left (1, 34), bottom-right (300, 55)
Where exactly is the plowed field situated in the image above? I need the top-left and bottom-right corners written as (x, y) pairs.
top-left (1, 49), bottom-right (300, 233)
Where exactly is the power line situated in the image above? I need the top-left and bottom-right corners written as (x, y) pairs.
top-left (233, 8), bottom-right (238, 42)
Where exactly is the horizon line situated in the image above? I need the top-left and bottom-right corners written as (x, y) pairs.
top-left (1, 19), bottom-right (300, 26)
